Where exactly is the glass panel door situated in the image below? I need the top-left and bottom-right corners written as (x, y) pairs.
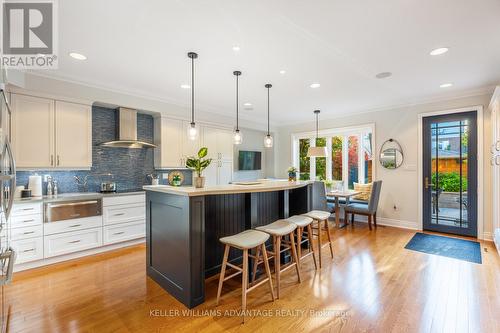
top-left (422, 111), bottom-right (477, 237)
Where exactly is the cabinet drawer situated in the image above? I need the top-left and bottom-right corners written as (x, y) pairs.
top-left (103, 194), bottom-right (145, 207)
top-left (103, 220), bottom-right (145, 245)
top-left (11, 225), bottom-right (43, 241)
top-left (11, 237), bottom-right (43, 264)
top-left (11, 202), bottom-right (42, 217)
top-left (44, 216), bottom-right (102, 236)
top-left (11, 214), bottom-right (42, 229)
top-left (44, 227), bottom-right (102, 258)
top-left (103, 204), bottom-right (145, 226)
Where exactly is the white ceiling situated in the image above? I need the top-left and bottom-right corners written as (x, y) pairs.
top-left (34, 0), bottom-right (500, 126)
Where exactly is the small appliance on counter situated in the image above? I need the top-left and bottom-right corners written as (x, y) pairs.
top-left (98, 173), bottom-right (116, 193)
top-left (147, 173), bottom-right (160, 186)
top-left (100, 182), bottom-right (117, 193)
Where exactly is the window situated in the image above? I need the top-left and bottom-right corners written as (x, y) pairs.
top-left (299, 138), bottom-right (310, 180)
top-left (331, 136), bottom-right (343, 181)
top-left (292, 124), bottom-right (374, 188)
top-left (315, 137), bottom-right (327, 180)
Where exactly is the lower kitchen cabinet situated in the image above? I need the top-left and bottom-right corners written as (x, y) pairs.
top-left (44, 227), bottom-right (103, 258)
top-left (103, 220), bottom-right (145, 245)
top-left (44, 216), bottom-right (103, 235)
top-left (11, 237), bottom-right (44, 264)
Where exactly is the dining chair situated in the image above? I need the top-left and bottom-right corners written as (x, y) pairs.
top-left (343, 180), bottom-right (382, 230)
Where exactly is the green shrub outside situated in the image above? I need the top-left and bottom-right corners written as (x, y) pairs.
top-left (431, 172), bottom-right (467, 192)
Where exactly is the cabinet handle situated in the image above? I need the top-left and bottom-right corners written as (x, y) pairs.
top-left (22, 248), bottom-right (35, 253)
top-left (113, 213), bottom-right (125, 216)
top-left (22, 219), bottom-right (35, 223)
top-left (57, 155), bottom-right (60, 166)
top-left (22, 208), bottom-right (34, 211)
top-left (69, 240), bottom-right (81, 244)
top-left (51, 155), bottom-right (54, 166)
top-left (113, 231), bottom-right (125, 235)
top-left (69, 224), bottom-right (81, 228)
top-left (69, 213), bottom-right (81, 218)
top-left (23, 231), bottom-right (35, 235)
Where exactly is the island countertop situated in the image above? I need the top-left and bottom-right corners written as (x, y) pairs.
top-left (143, 180), bottom-right (312, 196)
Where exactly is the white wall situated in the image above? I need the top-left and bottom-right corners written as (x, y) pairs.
top-left (233, 128), bottom-right (275, 181)
top-left (275, 93), bottom-right (494, 239)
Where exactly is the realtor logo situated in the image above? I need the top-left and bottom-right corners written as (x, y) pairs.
top-left (1, 0), bottom-right (58, 68)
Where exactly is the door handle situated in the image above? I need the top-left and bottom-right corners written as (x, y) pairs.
top-left (57, 155), bottom-right (60, 166)
top-left (51, 155), bottom-right (54, 166)
top-left (424, 177), bottom-right (432, 189)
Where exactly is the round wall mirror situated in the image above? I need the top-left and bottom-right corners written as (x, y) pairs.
top-left (380, 139), bottom-right (404, 169)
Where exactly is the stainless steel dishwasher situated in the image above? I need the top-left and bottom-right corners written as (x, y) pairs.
top-left (44, 199), bottom-right (102, 223)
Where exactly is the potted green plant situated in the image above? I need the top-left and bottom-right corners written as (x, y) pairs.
top-left (287, 166), bottom-right (298, 181)
top-left (186, 147), bottom-right (212, 188)
top-left (324, 179), bottom-right (333, 191)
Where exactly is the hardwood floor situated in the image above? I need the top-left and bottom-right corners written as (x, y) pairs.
top-left (6, 224), bottom-right (500, 333)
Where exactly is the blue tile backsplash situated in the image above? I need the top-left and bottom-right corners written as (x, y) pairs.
top-left (16, 106), bottom-right (192, 194)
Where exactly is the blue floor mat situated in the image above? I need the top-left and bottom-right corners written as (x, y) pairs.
top-left (404, 232), bottom-right (482, 264)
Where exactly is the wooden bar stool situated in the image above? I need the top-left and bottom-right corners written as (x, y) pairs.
top-left (255, 220), bottom-right (301, 299)
top-left (302, 210), bottom-right (334, 268)
top-left (286, 215), bottom-right (317, 269)
top-left (216, 230), bottom-right (275, 323)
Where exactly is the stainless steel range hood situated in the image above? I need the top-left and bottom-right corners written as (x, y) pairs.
top-left (99, 107), bottom-right (156, 148)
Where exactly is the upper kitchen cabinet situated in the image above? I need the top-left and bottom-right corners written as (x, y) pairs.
top-left (154, 117), bottom-right (201, 169)
top-left (54, 101), bottom-right (92, 168)
top-left (11, 94), bottom-right (92, 169)
top-left (11, 94), bottom-right (55, 168)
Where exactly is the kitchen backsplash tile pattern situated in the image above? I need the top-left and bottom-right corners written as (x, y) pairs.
top-left (16, 106), bottom-right (192, 194)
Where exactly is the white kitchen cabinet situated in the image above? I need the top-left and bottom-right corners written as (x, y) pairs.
top-left (11, 237), bottom-right (44, 264)
top-left (203, 126), bottom-right (233, 186)
top-left (55, 101), bottom-right (92, 168)
top-left (11, 94), bottom-right (54, 168)
top-left (103, 220), bottom-right (145, 245)
top-left (44, 227), bottom-right (103, 258)
top-left (154, 117), bottom-right (183, 168)
top-left (11, 93), bottom-right (92, 169)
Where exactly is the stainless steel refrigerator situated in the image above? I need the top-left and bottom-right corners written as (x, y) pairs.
top-left (0, 84), bottom-right (17, 333)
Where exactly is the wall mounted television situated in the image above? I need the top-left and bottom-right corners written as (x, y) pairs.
top-left (238, 150), bottom-right (262, 170)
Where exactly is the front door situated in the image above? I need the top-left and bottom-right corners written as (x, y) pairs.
top-left (422, 111), bottom-right (478, 237)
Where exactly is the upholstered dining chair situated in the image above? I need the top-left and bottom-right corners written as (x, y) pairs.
top-left (343, 181), bottom-right (382, 230)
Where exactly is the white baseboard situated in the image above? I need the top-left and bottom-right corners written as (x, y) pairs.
top-left (494, 229), bottom-right (500, 255)
top-left (14, 238), bottom-right (145, 272)
top-left (376, 217), bottom-right (420, 230)
top-left (345, 215), bottom-right (419, 231)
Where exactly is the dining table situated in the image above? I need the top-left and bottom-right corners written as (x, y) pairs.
top-left (326, 189), bottom-right (361, 228)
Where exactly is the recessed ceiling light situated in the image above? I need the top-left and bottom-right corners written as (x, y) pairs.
top-left (440, 83), bottom-right (453, 88)
top-left (243, 102), bottom-right (252, 106)
top-left (180, 84), bottom-right (191, 89)
top-left (375, 72), bottom-right (392, 79)
top-left (69, 52), bottom-right (87, 60)
top-left (232, 45), bottom-right (240, 52)
top-left (430, 47), bottom-right (449, 56)
top-left (279, 70), bottom-right (286, 74)
top-left (310, 83), bottom-right (321, 88)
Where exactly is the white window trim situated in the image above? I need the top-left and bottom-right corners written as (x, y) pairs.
top-left (291, 123), bottom-right (376, 188)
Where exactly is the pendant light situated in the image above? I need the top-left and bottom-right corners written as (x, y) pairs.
top-left (307, 110), bottom-right (328, 157)
top-left (187, 52), bottom-right (198, 140)
top-left (264, 83), bottom-right (273, 148)
top-left (233, 71), bottom-right (243, 145)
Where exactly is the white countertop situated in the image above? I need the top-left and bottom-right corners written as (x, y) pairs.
top-left (143, 180), bottom-right (313, 197)
top-left (14, 190), bottom-right (145, 203)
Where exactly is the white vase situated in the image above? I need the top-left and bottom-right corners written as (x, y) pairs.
top-left (194, 176), bottom-right (205, 188)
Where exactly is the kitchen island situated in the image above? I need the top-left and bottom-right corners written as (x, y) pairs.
top-left (143, 180), bottom-right (313, 308)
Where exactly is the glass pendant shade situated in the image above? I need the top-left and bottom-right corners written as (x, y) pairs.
top-left (233, 129), bottom-right (243, 145)
top-left (264, 134), bottom-right (273, 148)
top-left (188, 122), bottom-right (198, 141)
top-left (307, 146), bottom-right (327, 157)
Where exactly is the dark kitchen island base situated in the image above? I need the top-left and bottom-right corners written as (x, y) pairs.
top-left (144, 182), bottom-right (312, 308)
